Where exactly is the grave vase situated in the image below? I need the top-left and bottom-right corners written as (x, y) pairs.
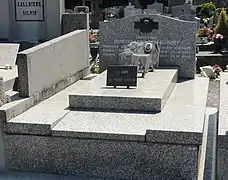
top-left (214, 38), bottom-right (223, 53)
top-left (90, 48), bottom-right (98, 60)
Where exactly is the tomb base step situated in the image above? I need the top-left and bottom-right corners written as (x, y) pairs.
top-left (4, 74), bottom-right (98, 135)
top-left (69, 68), bottom-right (178, 113)
top-left (4, 77), bottom-right (209, 180)
top-left (217, 73), bottom-right (228, 179)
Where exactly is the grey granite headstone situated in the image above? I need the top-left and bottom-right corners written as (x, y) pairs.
top-left (0, 44), bottom-right (20, 67)
top-left (99, 14), bottom-right (196, 78)
top-left (62, 13), bottom-right (89, 34)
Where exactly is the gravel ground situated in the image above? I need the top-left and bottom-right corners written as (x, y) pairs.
top-left (206, 80), bottom-right (220, 109)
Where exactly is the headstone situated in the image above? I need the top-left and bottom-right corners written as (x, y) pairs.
top-left (106, 65), bottom-right (137, 88)
top-left (124, 3), bottom-right (141, 17)
top-left (74, 6), bottom-right (89, 13)
top-left (65, 9), bottom-right (74, 13)
top-left (142, 9), bottom-right (157, 15)
top-left (171, 3), bottom-right (196, 18)
top-left (0, 44), bottom-right (20, 67)
top-left (62, 13), bottom-right (89, 34)
top-left (99, 14), bottom-right (197, 79)
top-left (147, 1), bottom-right (163, 14)
top-left (91, 13), bottom-right (103, 29)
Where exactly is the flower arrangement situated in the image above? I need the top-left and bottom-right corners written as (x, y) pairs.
top-left (212, 33), bottom-right (224, 40)
top-left (212, 64), bottom-right (222, 76)
top-left (89, 33), bottom-right (97, 43)
top-left (197, 28), bottom-right (213, 37)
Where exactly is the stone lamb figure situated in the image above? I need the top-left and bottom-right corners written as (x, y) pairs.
top-left (0, 77), bottom-right (11, 107)
top-left (119, 41), bottom-right (160, 72)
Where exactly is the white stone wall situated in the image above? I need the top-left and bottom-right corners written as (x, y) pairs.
top-left (17, 29), bottom-right (90, 97)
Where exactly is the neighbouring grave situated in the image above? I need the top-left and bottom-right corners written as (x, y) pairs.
top-left (0, 44), bottom-right (19, 68)
top-left (124, 3), bottom-right (141, 17)
top-left (99, 14), bottom-right (197, 78)
top-left (171, 2), bottom-right (196, 18)
top-left (147, 0), bottom-right (163, 14)
top-left (62, 13), bottom-right (89, 34)
top-left (0, 0), bottom-right (65, 41)
top-left (74, 6), bottom-right (89, 13)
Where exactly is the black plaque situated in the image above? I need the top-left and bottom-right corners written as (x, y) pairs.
top-left (134, 18), bottom-right (159, 33)
top-left (106, 66), bottom-right (137, 88)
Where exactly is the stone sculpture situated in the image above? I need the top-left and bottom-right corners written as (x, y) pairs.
top-left (0, 77), bottom-right (11, 107)
top-left (119, 41), bottom-right (160, 77)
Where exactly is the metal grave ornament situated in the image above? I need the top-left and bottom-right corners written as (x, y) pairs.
top-left (134, 18), bottom-right (159, 33)
top-left (106, 65), bottom-right (137, 88)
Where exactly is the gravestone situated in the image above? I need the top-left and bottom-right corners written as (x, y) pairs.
top-left (0, 44), bottom-right (20, 68)
top-left (171, 3), bottom-right (196, 18)
top-left (124, 3), bottom-right (141, 17)
top-left (62, 13), bottom-right (89, 34)
top-left (99, 14), bottom-right (197, 78)
top-left (65, 9), bottom-right (73, 13)
top-left (147, 1), bottom-right (163, 14)
top-left (74, 6), bottom-right (89, 13)
top-left (142, 9), bottom-right (157, 15)
top-left (91, 13), bottom-right (103, 29)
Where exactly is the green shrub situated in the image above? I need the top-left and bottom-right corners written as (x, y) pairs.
top-left (214, 8), bottom-right (228, 36)
top-left (196, 3), bottom-right (216, 19)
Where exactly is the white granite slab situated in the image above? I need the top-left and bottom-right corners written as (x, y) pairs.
top-left (5, 76), bottom-right (97, 135)
top-left (0, 44), bottom-right (19, 67)
top-left (0, 171), bottom-right (101, 180)
top-left (69, 68), bottom-right (178, 112)
top-left (0, 67), bottom-right (18, 91)
top-left (219, 73), bottom-right (228, 136)
top-left (53, 77), bottom-right (209, 144)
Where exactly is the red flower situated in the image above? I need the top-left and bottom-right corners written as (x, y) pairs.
top-left (212, 34), bottom-right (224, 39)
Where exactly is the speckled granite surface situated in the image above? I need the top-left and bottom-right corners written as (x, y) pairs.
top-left (217, 73), bottom-right (228, 180)
top-left (5, 135), bottom-right (198, 180)
top-left (69, 68), bottom-right (178, 113)
top-left (0, 171), bottom-right (102, 180)
top-left (99, 14), bottom-right (197, 78)
top-left (206, 80), bottom-right (220, 108)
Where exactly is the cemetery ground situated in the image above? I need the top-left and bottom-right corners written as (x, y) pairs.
top-left (1, 1), bottom-right (228, 179)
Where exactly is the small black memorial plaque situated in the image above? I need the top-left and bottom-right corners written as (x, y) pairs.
top-left (106, 65), bottom-right (137, 88)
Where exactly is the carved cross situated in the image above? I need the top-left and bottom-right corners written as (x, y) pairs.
top-left (134, 18), bottom-right (159, 33)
